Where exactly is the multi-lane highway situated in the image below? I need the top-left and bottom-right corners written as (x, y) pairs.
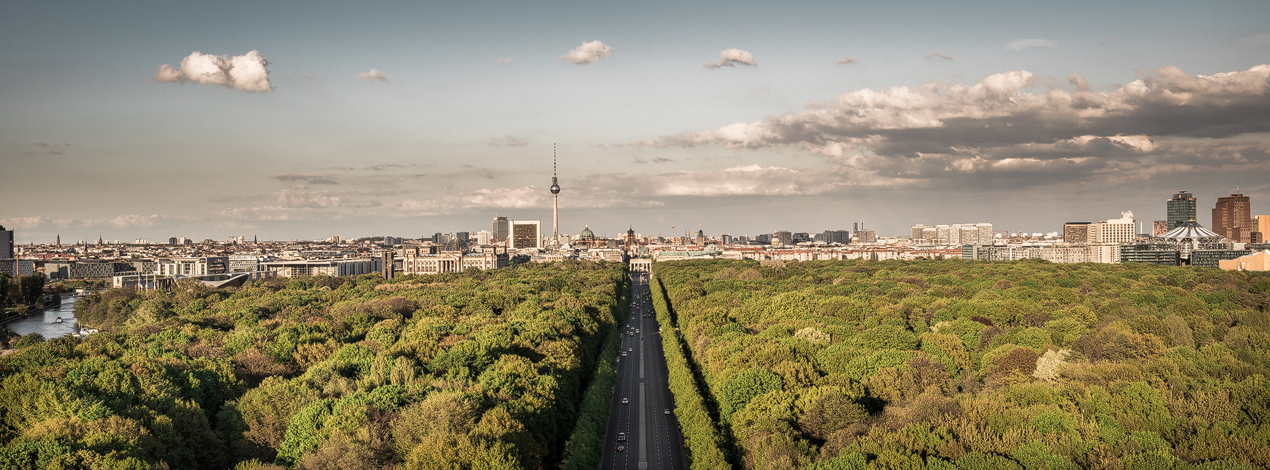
top-left (601, 271), bottom-right (686, 470)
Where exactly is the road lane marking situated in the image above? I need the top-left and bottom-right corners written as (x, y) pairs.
top-left (639, 382), bottom-right (648, 470)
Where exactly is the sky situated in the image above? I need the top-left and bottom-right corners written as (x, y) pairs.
top-left (2, 0), bottom-right (1269, 243)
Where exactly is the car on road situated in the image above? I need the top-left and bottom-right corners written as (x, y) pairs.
top-left (617, 445), bottom-right (625, 452)
top-left (617, 432), bottom-right (626, 441)
top-left (664, 409), bottom-right (671, 415)
top-left (621, 352), bottom-right (627, 356)
top-left (628, 348), bottom-right (633, 352)
top-left (622, 398), bottom-right (629, 404)
top-left (635, 329), bottom-right (640, 334)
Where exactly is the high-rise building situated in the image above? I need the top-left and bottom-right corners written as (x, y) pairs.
top-left (1213, 191), bottom-right (1252, 243)
top-left (772, 231), bottom-right (792, 245)
top-left (1167, 191), bottom-right (1197, 229)
top-left (492, 216), bottom-right (510, 243)
top-left (960, 226), bottom-right (980, 245)
top-left (977, 223), bottom-right (993, 243)
top-left (475, 230), bottom-right (492, 246)
top-left (911, 224), bottom-right (933, 241)
top-left (381, 252), bottom-right (395, 279)
top-left (1090, 211), bottom-right (1136, 244)
top-left (510, 220), bottom-right (541, 249)
top-left (855, 229), bottom-right (877, 243)
top-left (1063, 222), bottom-right (1091, 243)
top-left (936, 225), bottom-right (951, 244)
top-left (1253, 215), bottom-right (1269, 244)
top-left (0, 225), bottom-right (13, 259)
top-left (823, 230), bottom-right (850, 245)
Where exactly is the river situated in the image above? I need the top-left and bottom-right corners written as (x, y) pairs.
top-left (7, 296), bottom-right (80, 338)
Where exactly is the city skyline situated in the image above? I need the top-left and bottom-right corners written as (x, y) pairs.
top-left (3, 1), bottom-right (1269, 242)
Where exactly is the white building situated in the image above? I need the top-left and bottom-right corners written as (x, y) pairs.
top-left (401, 251), bottom-right (508, 275)
top-left (1091, 211), bottom-right (1136, 244)
top-left (155, 257), bottom-right (229, 276)
top-left (1040, 243), bottom-right (1121, 264)
top-left (262, 258), bottom-right (382, 277)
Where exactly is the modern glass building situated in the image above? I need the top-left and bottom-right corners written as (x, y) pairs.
top-left (1120, 221), bottom-right (1247, 267)
top-left (1167, 191), bottom-right (1197, 230)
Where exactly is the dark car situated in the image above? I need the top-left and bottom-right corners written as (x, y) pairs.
top-left (617, 445), bottom-right (625, 452)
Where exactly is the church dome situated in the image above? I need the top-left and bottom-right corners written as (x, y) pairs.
top-left (579, 225), bottom-right (595, 239)
top-left (443, 237), bottom-right (468, 252)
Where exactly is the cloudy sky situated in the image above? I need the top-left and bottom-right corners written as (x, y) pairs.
top-left (2, 0), bottom-right (1269, 243)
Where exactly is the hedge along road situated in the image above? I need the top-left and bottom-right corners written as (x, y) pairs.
top-left (602, 270), bottom-right (686, 470)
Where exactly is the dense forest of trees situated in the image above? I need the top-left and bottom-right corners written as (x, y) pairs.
top-left (0, 273), bottom-right (47, 307)
top-left (652, 259), bottom-right (1270, 470)
top-left (0, 261), bottom-right (628, 470)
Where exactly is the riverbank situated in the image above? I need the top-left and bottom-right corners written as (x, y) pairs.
top-left (5, 296), bottom-right (80, 339)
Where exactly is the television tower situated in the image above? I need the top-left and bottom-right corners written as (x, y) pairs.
top-left (550, 143), bottom-right (561, 242)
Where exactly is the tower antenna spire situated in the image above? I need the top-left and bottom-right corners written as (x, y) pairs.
top-left (550, 143), bottom-right (561, 242)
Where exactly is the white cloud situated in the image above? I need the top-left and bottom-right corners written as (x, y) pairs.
top-left (1005, 39), bottom-right (1058, 51)
top-left (837, 57), bottom-right (858, 65)
top-left (465, 186), bottom-right (546, 208)
top-left (358, 68), bottom-right (388, 81)
top-left (649, 165), bottom-right (835, 196)
top-left (105, 214), bottom-right (169, 228)
top-left (488, 135), bottom-right (528, 147)
top-left (558, 41), bottom-right (614, 65)
top-left (1, 217), bottom-right (52, 229)
top-left (704, 49), bottom-right (758, 69)
top-left (397, 199), bottom-right (452, 216)
top-left (152, 50), bottom-right (272, 92)
top-left (271, 173), bottom-right (338, 185)
top-left (1242, 33), bottom-right (1270, 47)
top-left (925, 51), bottom-right (954, 60)
top-left (644, 64), bottom-right (1270, 187)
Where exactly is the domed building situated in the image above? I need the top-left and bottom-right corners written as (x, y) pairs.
top-left (1121, 220), bottom-right (1254, 267)
top-left (574, 224), bottom-right (604, 249)
top-left (440, 237), bottom-right (468, 254)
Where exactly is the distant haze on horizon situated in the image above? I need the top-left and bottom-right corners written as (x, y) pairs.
top-left (3, 1), bottom-right (1269, 243)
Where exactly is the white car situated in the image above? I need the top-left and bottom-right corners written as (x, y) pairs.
top-left (622, 398), bottom-right (629, 404)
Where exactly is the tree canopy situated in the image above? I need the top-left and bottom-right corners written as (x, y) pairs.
top-left (1, 261), bottom-right (628, 470)
top-left (652, 258), bottom-right (1270, 470)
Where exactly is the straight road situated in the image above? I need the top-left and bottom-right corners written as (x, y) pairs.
top-left (601, 271), bottom-right (686, 470)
